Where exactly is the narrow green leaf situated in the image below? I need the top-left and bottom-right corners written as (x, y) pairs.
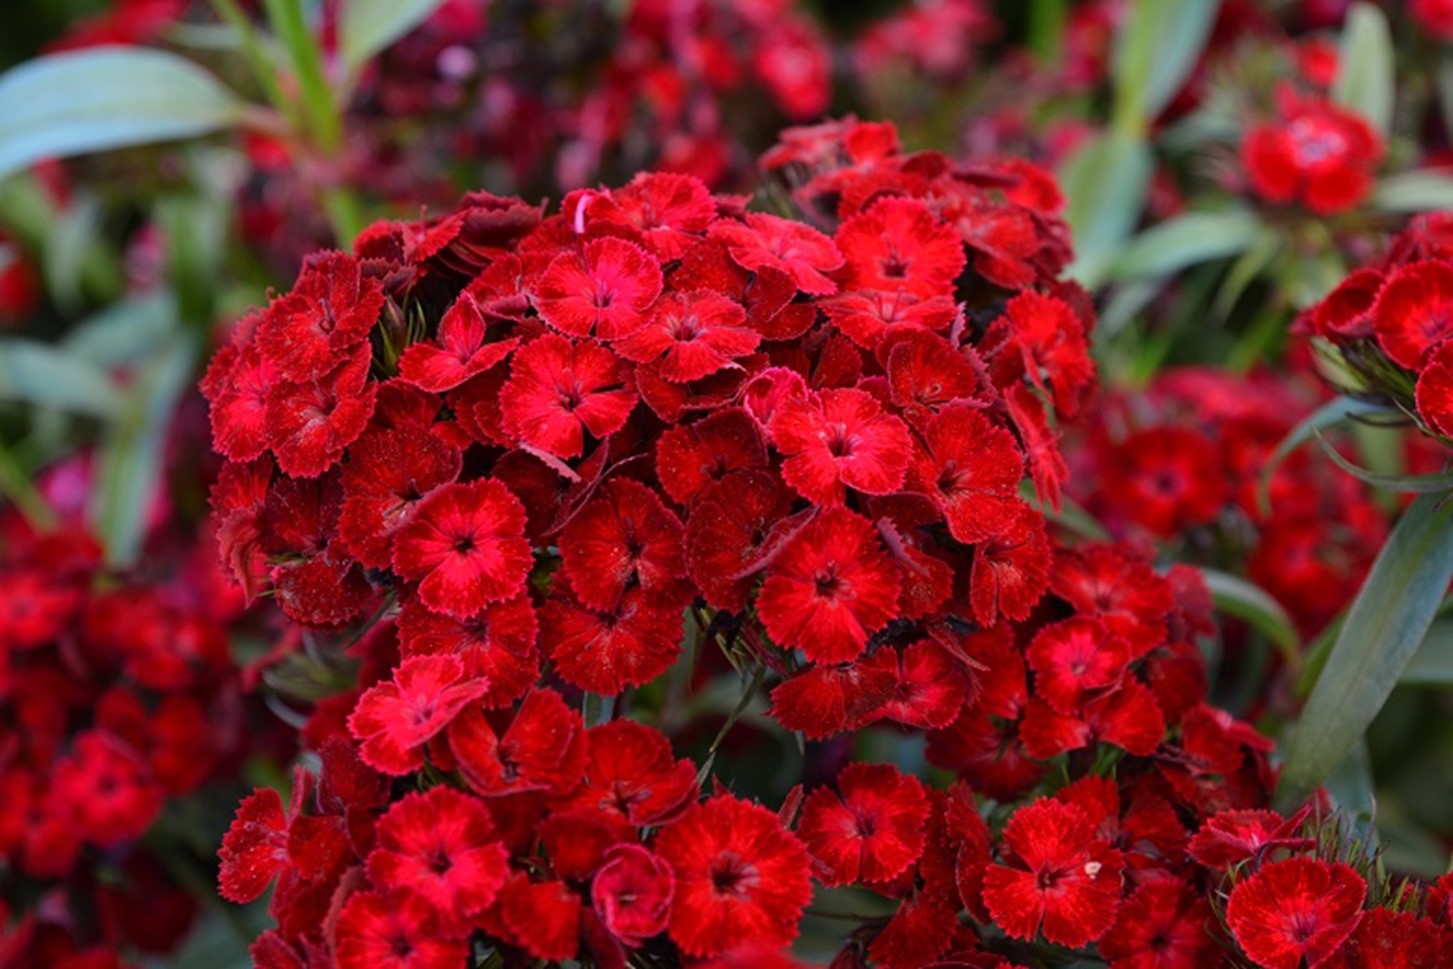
top-left (0, 48), bottom-right (244, 181)
top-left (90, 336), bottom-right (196, 565)
top-left (1371, 170), bottom-right (1453, 213)
top-left (1331, 3), bottom-right (1394, 136)
top-left (0, 340), bottom-right (123, 416)
top-left (62, 292), bottom-right (178, 368)
top-left (1111, 208), bottom-right (1269, 281)
top-left (1257, 396), bottom-right (1395, 513)
top-left (1200, 567), bottom-right (1301, 670)
top-left (1401, 618), bottom-right (1453, 686)
top-left (1314, 431), bottom-right (1453, 493)
top-left (1276, 493), bottom-right (1453, 810)
top-left (1059, 132), bottom-right (1153, 289)
top-left (42, 193), bottom-right (104, 312)
top-left (1111, 0), bottom-right (1221, 128)
top-left (340, 0), bottom-right (449, 73)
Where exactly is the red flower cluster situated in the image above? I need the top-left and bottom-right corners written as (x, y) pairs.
top-left (1241, 84), bottom-right (1384, 215)
top-left (1303, 212), bottom-right (1453, 442)
top-left (0, 513), bottom-right (268, 965)
top-left (1069, 367), bottom-right (1389, 636)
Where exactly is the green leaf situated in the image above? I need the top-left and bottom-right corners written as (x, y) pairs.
top-left (1276, 493), bottom-right (1453, 810)
top-left (1111, 0), bottom-right (1221, 129)
top-left (1200, 568), bottom-right (1301, 670)
top-left (1371, 170), bottom-right (1453, 213)
top-left (339, 0), bottom-right (449, 73)
top-left (1059, 131), bottom-right (1153, 289)
top-left (1110, 208), bottom-right (1270, 281)
top-left (0, 339), bottom-right (123, 416)
top-left (89, 336), bottom-right (196, 565)
top-left (1314, 431), bottom-right (1453, 493)
top-left (0, 48), bottom-right (244, 181)
top-left (42, 193), bottom-right (104, 312)
top-left (1331, 3), bottom-right (1394, 136)
top-left (1401, 618), bottom-right (1453, 686)
top-left (62, 292), bottom-right (178, 368)
top-left (1257, 396), bottom-right (1395, 513)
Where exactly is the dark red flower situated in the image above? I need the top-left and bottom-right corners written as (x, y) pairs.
top-left (558, 478), bottom-right (686, 611)
top-left (447, 687), bottom-right (587, 797)
top-left (397, 290), bottom-right (519, 392)
top-left (796, 763), bottom-right (929, 886)
top-left (686, 471), bottom-right (797, 612)
top-left (654, 794), bottom-right (813, 958)
top-left (338, 425), bottom-right (462, 569)
top-left (396, 595), bottom-right (539, 707)
top-left (217, 788), bottom-right (288, 904)
top-left (256, 251), bottom-right (384, 383)
top-left (1416, 339), bottom-right (1453, 437)
top-left (1225, 858), bottom-right (1366, 969)
top-left (532, 237), bottom-right (663, 339)
top-left (499, 334), bottom-right (638, 458)
top-left (1102, 427), bottom-right (1227, 537)
top-left (582, 172), bottom-right (716, 260)
top-left (539, 584), bottom-right (684, 695)
top-left (592, 844), bottom-right (676, 947)
top-left (1325, 907), bottom-right (1447, 969)
top-left (1242, 94), bottom-right (1382, 215)
top-left (1187, 808), bottom-right (1315, 871)
top-left (391, 479), bottom-right (532, 619)
top-left (1098, 880), bottom-right (1219, 969)
top-left (1026, 616), bottom-right (1129, 714)
top-left (1375, 261), bottom-right (1453, 370)
top-left (769, 388), bottom-right (912, 504)
top-left (347, 655), bottom-right (489, 775)
top-left (202, 324), bottom-right (273, 462)
top-left (561, 719), bottom-right (698, 827)
top-left (335, 890), bottom-right (466, 969)
top-left (908, 402), bottom-right (1025, 543)
top-left (970, 502), bottom-right (1052, 625)
top-left (834, 196), bottom-right (966, 298)
top-left (366, 787), bottom-right (508, 936)
top-left (710, 213), bottom-right (844, 296)
top-left (264, 346), bottom-right (378, 478)
top-left (981, 798), bottom-right (1124, 947)
top-left (995, 290), bottom-right (1095, 418)
top-left (614, 289), bottom-right (759, 382)
top-left (497, 875), bottom-right (582, 962)
top-left (655, 408), bottom-right (769, 506)
top-left (757, 507), bottom-right (902, 664)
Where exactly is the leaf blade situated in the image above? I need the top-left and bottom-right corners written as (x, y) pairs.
top-left (340, 0), bottom-right (449, 72)
top-left (1331, 2), bottom-right (1394, 136)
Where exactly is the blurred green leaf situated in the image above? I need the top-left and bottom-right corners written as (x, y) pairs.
top-left (1315, 431), bottom-right (1453, 492)
top-left (1402, 619), bottom-right (1453, 686)
top-left (340, 0), bottom-right (449, 73)
top-left (62, 293), bottom-right (179, 369)
top-left (1324, 739), bottom-right (1377, 845)
top-left (89, 336), bottom-right (196, 565)
top-left (1200, 567), bottom-right (1301, 670)
top-left (1111, 208), bottom-right (1270, 281)
top-left (0, 339), bottom-right (122, 415)
top-left (1331, 2), bottom-right (1394, 137)
top-left (1257, 397), bottom-right (1393, 514)
top-left (1112, 0), bottom-right (1220, 129)
top-left (1277, 493), bottom-right (1453, 810)
top-left (1060, 131), bottom-right (1152, 289)
top-left (1372, 170), bottom-right (1453, 213)
top-left (0, 47), bottom-right (245, 181)
top-left (42, 192), bottom-right (104, 312)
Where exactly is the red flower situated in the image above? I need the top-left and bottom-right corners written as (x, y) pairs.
top-left (686, 471), bottom-right (796, 612)
top-left (52, 731), bottom-right (162, 848)
top-left (1020, 680), bottom-right (1167, 759)
top-left (499, 334), bottom-right (638, 458)
top-left (497, 875), bottom-right (582, 962)
top-left (582, 172), bottom-right (716, 260)
top-left (561, 719), bottom-right (698, 827)
top-left (397, 290), bottom-right (519, 392)
top-left (757, 507), bottom-right (902, 664)
top-left (1098, 880), bottom-right (1219, 969)
top-left (335, 890), bottom-right (467, 969)
top-left (1026, 617), bottom-right (1129, 714)
top-left (202, 326), bottom-right (273, 462)
top-left (391, 479), bottom-right (532, 619)
top-left (825, 289), bottom-right (957, 350)
top-left (1325, 907), bottom-right (1447, 969)
top-left (769, 388), bottom-right (912, 504)
top-left (396, 595), bottom-right (539, 707)
top-left (710, 213), bottom-right (844, 296)
top-left (447, 687), bottom-right (587, 797)
top-left (539, 584), bottom-right (684, 695)
top-left (1102, 427), bottom-right (1228, 537)
top-left (558, 479), bottom-right (686, 611)
top-left (347, 655), bottom-right (489, 775)
top-left (834, 196), bottom-right (966, 298)
top-left (1225, 858), bottom-right (1366, 969)
top-left (796, 763), bottom-right (929, 886)
top-left (1412, 0), bottom-right (1453, 40)
top-left (256, 251), bottom-right (384, 383)
top-left (970, 503), bottom-right (1052, 625)
top-left (981, 798), bottom-right (1124, 947)
top-left (878, 638), bottom-right (973, 731)
top-left (1375, 261), bottom-right (1453, 370)
top-left (1187, 809), bottom-right (1315, 871)
top-left (217, 787), bottom-right (288, 904)
top-left (614, 289), bottom-right (759, 382)
top-left (996, 290), bottom-right (1095, 418)
top-left (367, 788), bottom-right (508, 936)
top-left (1242, 95), bottom-right (1382, 214)
top-left (532, 237), bottom-right (663, 339)
top-left (338, 425), bottom-right (462, 569)
top-left (592, 844), bottom-right (676, 946)
top-left (264, 346), bottom-right (377, 478)
top-left (908, 402), bottom-right (1025, 544)
top-left (1415, 338), bottom-right (1453, 437)
top-left (655, 407), bottom-right (769, 506)
top-left (769, 657), bottom-right (897, 739)
top-left (655, 794), bottom-right (813, 958)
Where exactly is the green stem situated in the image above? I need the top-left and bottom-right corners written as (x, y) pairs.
top-left (261, 0), bottom-right (341, 153)
top-left (210, 0), bottom-right (296, 123)
top-left (320, 183), bottom-right (365, 249)
top-left (694, 663), bottom-right (767, 786)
